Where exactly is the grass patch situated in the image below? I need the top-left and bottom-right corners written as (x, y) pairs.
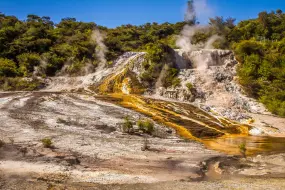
top-left (137, 119), bottom-right (154, 135)
top-left (41, 138), bottom-right (53, 148)
top-left (186, 82), bottom-right (194, 91)
top-left (122, 116), bottom-right (134, 134)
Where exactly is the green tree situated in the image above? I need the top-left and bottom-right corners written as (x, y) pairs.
top-left (17, 53), bottom-right (41, 76)
top-left (0, 58), bottom-right (18, 77)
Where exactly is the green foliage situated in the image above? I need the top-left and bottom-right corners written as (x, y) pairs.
top-left (140, 43), bottom-right (177, 87)
top-left (230, 10), bottom-right (285, 116)
top-left (105, 22), bottom-right (184, 60)
top-left (186, 82), bottom-right (193, 91)
top-left (41, 138), bottom-right (53, 148)
top-left (0, 77), bottom-right (43, 91)
top-left (122, 117), bottom-right (134, 134)
top-left (0, 13), bottom-right (184, 77)
top-left (233, 40), bottom-right (264, 62)
top-left (234, 39), bottom-right (285, 116)
top-left (171, 77), bottom-right (181, 88)
top-left (17, 53), bottom-right (41, 76)
top-left (238, 143), bottom-right (247, 157)
top-left (0, 58), bottom-right (18, 77)
top-left (162, 67), bottom-right (181, 88)
top-left (137, 119), bottom-right (154, 135)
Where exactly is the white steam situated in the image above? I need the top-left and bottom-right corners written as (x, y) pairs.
top-left (204, 34), bottom-right (223, 49)
top-left (177, 0), bottom-right (219, 52)
top-left (82, 62), bottom-right (96, 75)
top-left (58, 57), bottom-right (74, 76)
top-left (33, 58), bottom-right (48, 77)
top-left (91, 29), bottom-right (108, 69)
top-left (176, 25), bottom-right (207, 52)
top-left (155, 64), bottom-right (169, 89)
top-left (176, 0), bottom-right (222, 71)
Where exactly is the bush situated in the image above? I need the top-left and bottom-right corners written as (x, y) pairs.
top-left (239, 143), bottom-right (247, 158)
top-left (234, 40), bottom-right (264, 62)
top-left (137, 119), bottom-right (154, 135)
top-left (186, 82), bottom-right (193, 91)
top-left (171, 77), bottom-right (181, 88)
top-left (17, 53), bottom-right (41, 76)
top-left (0, 77), bottom-right (44, 91)
top-left (161, 67), bottom-right (181, 88)
top-left (140, 43), bottom-right (177, 87)
top-left (122, 117), bottom-right (133, 133)
top-left (41, 138), bottom-right (53, 148)
top-left (0, 58), bottom-right (18, 77)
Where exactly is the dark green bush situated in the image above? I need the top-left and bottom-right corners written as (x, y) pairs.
top-left (41, 138), bottom-right (53, 148)
top-left (0, 58), bottom-right (18, 77)
top-left (239, 143), bottom-right (247, 158)
top-left (122, 117), bottom-right (134, 134)
top-left (137, 119), bottom-right (154, 135)
top-left (186, 82), bottom-right (193, 91)
top-left (0, 77), bottom-right (44, 91)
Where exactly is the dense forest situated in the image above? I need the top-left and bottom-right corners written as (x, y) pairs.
top-left (0, 9), bottom-right (284, 116)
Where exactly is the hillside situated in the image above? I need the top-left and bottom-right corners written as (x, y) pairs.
top-left (1, 5), bottom-right (285, 190)
top-left (0, 10), bottom-right (284, 116)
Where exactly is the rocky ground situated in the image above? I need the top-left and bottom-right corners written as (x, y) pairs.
top-left (1, 92), bottom-right (285, 189)
top-left (0, 92), bottom-right (221, 188)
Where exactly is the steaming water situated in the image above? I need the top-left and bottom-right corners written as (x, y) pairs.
top-left (204, 135), bottom-right (285, 156)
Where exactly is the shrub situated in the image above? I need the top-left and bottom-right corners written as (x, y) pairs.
top-left (0, 58), bottom-right (18, 77)
top-left (137, 119), bottom-right (154, 135)
top-left (171, 77), bottom-right (181, 88)
top-left (186, 82), bottom-right (193, 91)
top-left (161, 66), bottom-right (181, 88)
top-left (140, 43), bottom-right (177, 87)
top-left (122, 117), bottom-right (133, 134)
top-left (41, 138), bottom-right (53, 148)
top-left (239, 143), bottom-right (247, 158)
top-left (234, 40), bottom-right (264, 62)
top-left (0, 77), bottom-right (43, 91)
top-left (17, 53), bottom-right (41, 76)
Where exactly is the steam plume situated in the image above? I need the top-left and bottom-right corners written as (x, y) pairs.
top-left (204, 35), bottom-right (223, 49)
top-left (91, 29), bottom-right (108, 69)
top-left (176, 0), bottom-right (221, 74)
top-left (155, 64), bottom-right (169, 89)
top-left (33, 58), bottom-right (48, 77)
top-left (176, 25), bottom-right (207, 52)
top-left (177, 0), bottom-right (218, 52)
top-left (176, 0), bottom-right (222, 68)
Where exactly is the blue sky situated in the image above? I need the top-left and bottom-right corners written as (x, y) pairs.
top-left (0, 0), bottom-right (284, 28)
